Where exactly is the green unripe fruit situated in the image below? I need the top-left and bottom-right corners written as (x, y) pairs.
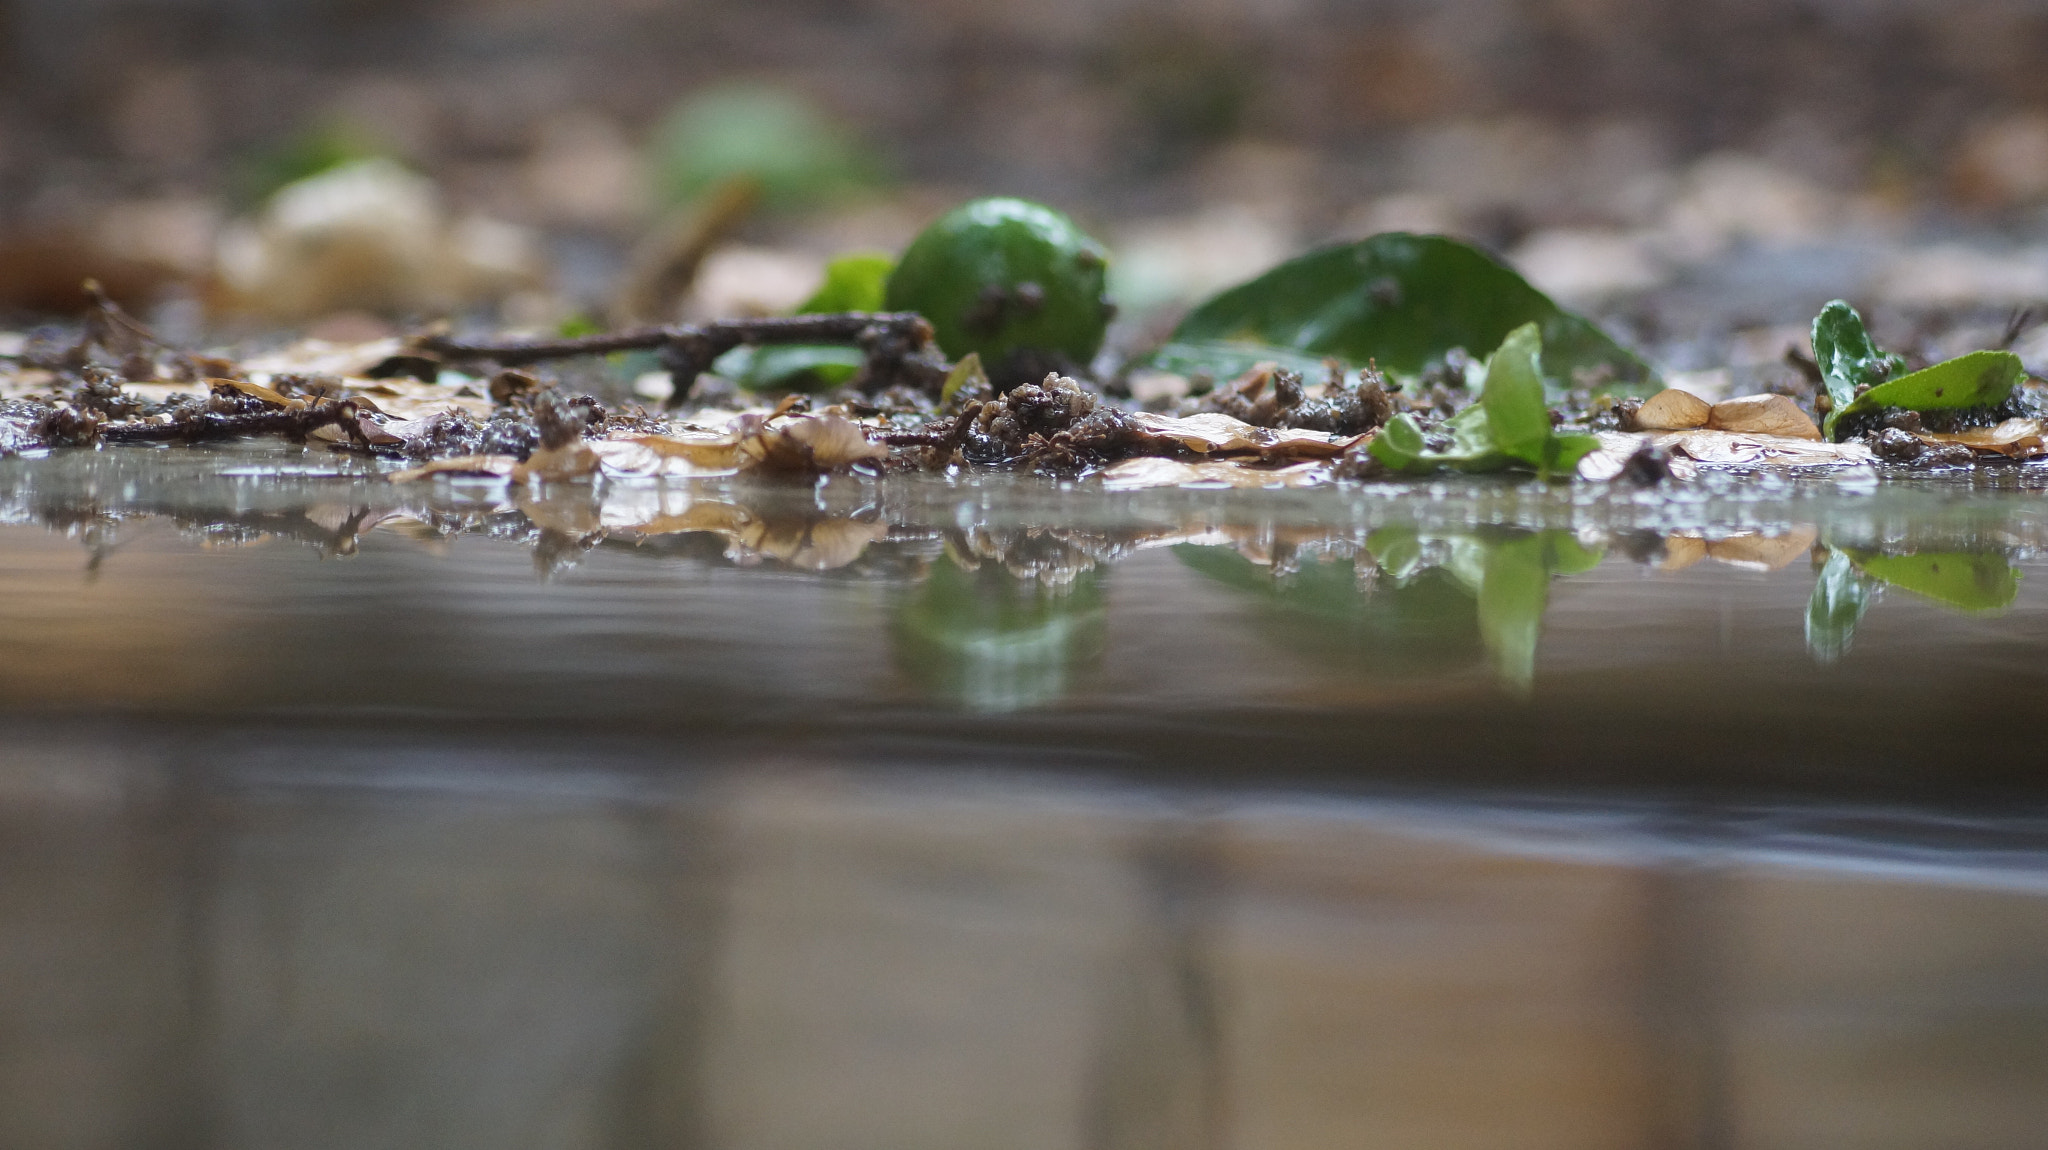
top-left (884, 198), bottom-right (1112, 380)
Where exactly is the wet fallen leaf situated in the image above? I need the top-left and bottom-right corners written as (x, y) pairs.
top-left (1633, 388), bottom-right (1712, 430)
top-left (735, 412), bottom-right (887, 471)
top-left (1131, 411), bottom-right (1361, 458)
top-left (387, 455), bottom-right (521, 482)
top-left (1656, 429), bottom-right (1874, 467)
top-left (1573, 430), bottom-right (1700, 482)
top-left (512, 441), bottom-right (601, 483)
top-left (1707, 393), bottom-right (1820, 439)
top-left (1918, 417), bottom-right (2047, 458)
top-left (1098, 456), bottom-right (1328, 490)
top-left (589, 433), bottom-right (744, 477)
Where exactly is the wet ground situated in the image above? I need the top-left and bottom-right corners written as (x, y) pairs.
top-left (3, 443), bottom-right (2047, 1148)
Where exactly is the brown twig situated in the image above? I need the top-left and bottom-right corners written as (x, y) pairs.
top-left (415, 312), bottom-right (940, 409)
top-left (99, 398), bottom-right (363, 445)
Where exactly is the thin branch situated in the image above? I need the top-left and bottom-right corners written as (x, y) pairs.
top-left (413, 312), bottom-right (940, 409)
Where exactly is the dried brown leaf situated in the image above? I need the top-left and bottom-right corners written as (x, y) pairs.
top-left (1633, 388), bottom-right (1712, 430)
top-left (387, 455), bottom-right (521, 482)
top-left (1099, 456), bottom-right (1329, 490)
top-left (1707, 393), bottom-right (1821, 439)
top-left (1130, 411), bottom-right (1361, 459)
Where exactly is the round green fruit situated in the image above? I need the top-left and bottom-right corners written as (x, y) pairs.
top-left (884, 198), bottom-right (1111, 379)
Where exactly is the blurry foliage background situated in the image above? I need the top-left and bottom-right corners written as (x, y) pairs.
top-left (7, 0), bottom-right (2048, 329)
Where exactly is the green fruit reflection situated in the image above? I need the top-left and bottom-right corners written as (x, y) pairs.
top-left (893, 555), bottom-right (1107, 713)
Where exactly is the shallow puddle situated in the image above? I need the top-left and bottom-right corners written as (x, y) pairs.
top-left (1, 443), bottom-right (2045, 1148)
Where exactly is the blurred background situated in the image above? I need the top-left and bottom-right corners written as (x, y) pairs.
top-left (8, 0), bottom-right (2048, 356)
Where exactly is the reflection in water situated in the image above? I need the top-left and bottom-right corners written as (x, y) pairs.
top-left (1, 445), bottom-right (2046, 711)
top-left (893, 553), bottom-right (1107, 713)
top-left (1807, 546), bottom-right (2020, 664)
top-left (3, 747), bottom-right (2046, 1149)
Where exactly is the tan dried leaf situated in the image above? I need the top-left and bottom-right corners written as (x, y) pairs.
top-left (1919, 417), bottom-right (2048, 458)
top-left (1707, 393), bottom-right (1821, 439)
top-left (1656, 429), bottom-right (1873, 467)
top-left (387, 455), bottom-right (521, 482)
top-left (589, 433), bottom-right (744, 477)
top-left (1129, 411), bottom-right (1361, 458)
top-left (512, 441), bottom-right (601, 483)
top-left (1098, 456), bottom-right (1329, 490)
top-left (736, 413), bottom-right (887, 472)
top-left (1632, 388), bottom-right (1712, 430)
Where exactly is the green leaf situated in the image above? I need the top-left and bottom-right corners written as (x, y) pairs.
top-left (1811, 300), bottom-right (1904, 420)
top-left (1150, 233), bottom-right (1657, 397)
top-left (715, 252), bottom-right (898, 391)
top-left (1366, 407), bottom-right (1508, 475)
top-left (1806, 550), bottom-right (1873, 665)
top-left (940, 352), bottom-right (988, 405)
top-left (1364, 324), bottom-right (1598, 479)
top-left (1479, 322), bottom-right (1552, 459)
top-left (798, 252), bottom-right (893, 313)
top-left (1826, 350), bottom-right (2024, 438)
top-left (716, 345), bottom-right (865, 391)
top-left (1850, 550), bottom-right (2020, 613)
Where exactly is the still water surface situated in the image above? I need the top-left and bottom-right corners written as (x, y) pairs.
top-left (0, 444), bottom-right (2044, 1148)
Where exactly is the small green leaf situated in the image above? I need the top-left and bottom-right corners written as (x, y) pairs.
top-left (1479, 323), bottom-right (1551, 460)
top-left (1363, 325), bottom-right (1592, 478)
top-left (941, 352), bottom-right (988, 405)
top-left (1151, 233), bottom-right (1657, 396)
top-left (1812, 300), bottom-right (1904, 420)
top-left (1850, 550), bottom-right (2020, 613)
top-left (715, 252), bottom-right (898, 391)
top-left (799, 252), bottom-right (893, 313)
top-left (1826, 350), bottom-right (2024, 438)
top-left (716, 345), bottom-right (865, 391)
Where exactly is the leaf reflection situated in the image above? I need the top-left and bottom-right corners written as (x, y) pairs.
top-left (892, 555), bottom-right (1107, 713)
top-left (1177, 527), bottom-right (1605, 693)
top-left (1807, 545), bottom-right (2019, 664)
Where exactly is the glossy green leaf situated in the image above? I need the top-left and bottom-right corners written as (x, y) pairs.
top-left (1150, 233), bottom-right (1657, 396)
top-left (1811, 300), bottom-right (1904, 421)
top-left (1365, 324), bottom-right (1598, 478)
top-left (1850, 550), bottom-right (2020, 612)
top-left (1480, 323), bottom-right (1551, 457)
top-left (1827, 350), bottom-right (2024, 438)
